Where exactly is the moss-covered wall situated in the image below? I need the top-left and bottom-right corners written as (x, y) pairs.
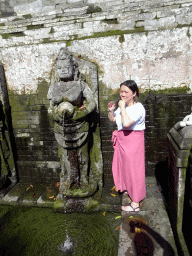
top-left (99, 85), bottom-right (192, 181)
top-left (8, 79), bottom-right (61, 184)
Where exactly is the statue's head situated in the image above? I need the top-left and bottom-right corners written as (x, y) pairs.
top-left (56, 48), bottom-right (78, 81)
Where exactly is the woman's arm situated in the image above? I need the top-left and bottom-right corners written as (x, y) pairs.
top-left (108, 101), bottom-right (116, 122)
top-left (119, 100), bottom-right (135, 127)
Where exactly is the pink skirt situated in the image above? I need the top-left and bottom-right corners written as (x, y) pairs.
top-left (112, 130), bottom-right (146, 203)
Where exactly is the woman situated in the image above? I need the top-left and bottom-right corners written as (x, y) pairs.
top-left (108, 80), bottom-right (146, 212)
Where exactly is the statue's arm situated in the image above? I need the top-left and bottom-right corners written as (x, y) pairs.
top-left (82, 83), bottom-right (96, 113)
top-left (72, 82), bottom-right (96, 121)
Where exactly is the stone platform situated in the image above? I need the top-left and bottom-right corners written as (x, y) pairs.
top-left (0, 177), bottom-right (184, 255)
top-left (0, 178), bottom-right (122, 212)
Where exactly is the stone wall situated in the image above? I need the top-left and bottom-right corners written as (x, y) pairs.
top-left (1, 0), bottom-right (192, 184)
top-left (1, 0), bottom-right (192, 91)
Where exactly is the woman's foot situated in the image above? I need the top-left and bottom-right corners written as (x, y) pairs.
top-left (121, 203), bottom-right (140, 212)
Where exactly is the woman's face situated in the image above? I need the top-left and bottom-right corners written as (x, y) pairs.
top-left (120, 85), bottom-right (136, 105)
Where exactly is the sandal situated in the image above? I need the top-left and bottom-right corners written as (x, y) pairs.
top-left (121, 204), bottom-right (140, 212)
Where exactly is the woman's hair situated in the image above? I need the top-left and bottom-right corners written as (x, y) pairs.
top-left (120, 80), bottom-right (139, 100)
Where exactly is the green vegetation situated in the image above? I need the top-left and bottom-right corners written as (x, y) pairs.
top-left (23, 14), bottom-right (32, 19)
top-left (12, 18), bottom-right (23, 22)
top-left (103, 18), bottom-right (118, 24)
top-left (1, 32), bottom-right (25, 39)
top-left (42, 38), bottom-right (52, 44)
top-left (49, 27), bottom-right (54, 34)
top-left (37, 78), bottom-right (49, 98)
top-left (26, 24), bottom-right (44, 30)
top-left (98, 82), bottom-right (120, 113)
top-left (143, 86), bottom-right (190, 95)
top-left (54, 198), bottom-right (64, 209)
top-left (119, 34), bottom-right (125, 43)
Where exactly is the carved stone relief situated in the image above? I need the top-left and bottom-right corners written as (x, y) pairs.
top-left (47, 48), bottom-right (103, 202)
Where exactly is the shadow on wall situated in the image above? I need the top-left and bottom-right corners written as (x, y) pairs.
top-left (155, 158), bottom-right (169, 209)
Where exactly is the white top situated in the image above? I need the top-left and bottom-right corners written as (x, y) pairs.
top-left (114, 102), bottom-right (146, 131)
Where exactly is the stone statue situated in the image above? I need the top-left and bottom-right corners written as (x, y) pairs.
top-left (180, 107), bottom-right (192, 127)
top-left (0, 65), bottom-right (17, 191)
top-left (47, 48), bottom-right (103, 201)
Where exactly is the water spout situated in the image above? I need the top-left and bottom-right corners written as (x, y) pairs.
top-left (58, 234), bottom-right (74, 254)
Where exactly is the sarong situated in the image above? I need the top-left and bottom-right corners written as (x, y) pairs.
top-left (112, 130), bottom-right (146, 203)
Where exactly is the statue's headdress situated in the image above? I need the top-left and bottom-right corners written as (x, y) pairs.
top-left (56, 48), bottom-right (73, 61)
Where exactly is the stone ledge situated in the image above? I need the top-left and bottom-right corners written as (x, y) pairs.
top-left (0, 3), bottom-right (192, 49)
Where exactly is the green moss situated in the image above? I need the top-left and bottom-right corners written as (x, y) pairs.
top-left (54, 198), bottom-right (64, 209)
top-left (86, 198), bottom-right (99, 211)
top-left (0, 206), bottom-right (119, 256)
top-left (66, 41), bottom-right (71, 47)
top-left (49, 27), bottom-right (54, 34)
top-left (37, 78), bottom-right (49, 97)
top-left (79, 27), bottom-right (146, 41)
top-left (99, 82), bottom-right (120, 113)
top-left (119, 34), bottom-right (125, 43)
top-left (143, 86), bottom-right (190, 96)
top-left (103, 18), bottom-right (118, 24)
top-left (139, 90), bottom-right (151, 103)
top-left (0, 206), bottom-right (10, 218)
top-left (0, 23), bottom-right (5, 26)
top-left (1, 32), bottom-right (25, 39)
top-left (23, 14), bottom-right (32, 19)
top-left (27, 24), bottom-right (44, 30)
top-left (12, 18), bottom-right (23, 22)
top-left (90, 126), bottom-right (102, 164)
top-left (154, 15), bottom-right (160, 20)
top-left (8, 91), bottom-right (34, 112)
top-left (134, 24), bottom-right (145, 33)
top-left (67, 188), bottom-right (85, 197)
top-left (42, 38), bottom-right (52, 44)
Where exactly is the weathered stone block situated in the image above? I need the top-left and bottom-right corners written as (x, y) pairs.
top-left (176, 13), bottom-right (192, 25)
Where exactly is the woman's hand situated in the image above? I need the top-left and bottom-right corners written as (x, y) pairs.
top-left (108, 101), bottom-right (116, 112)
top-left (118, 100), bottom-right (126, 108)
top-left (108, 101), bottom-right (116, 122)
